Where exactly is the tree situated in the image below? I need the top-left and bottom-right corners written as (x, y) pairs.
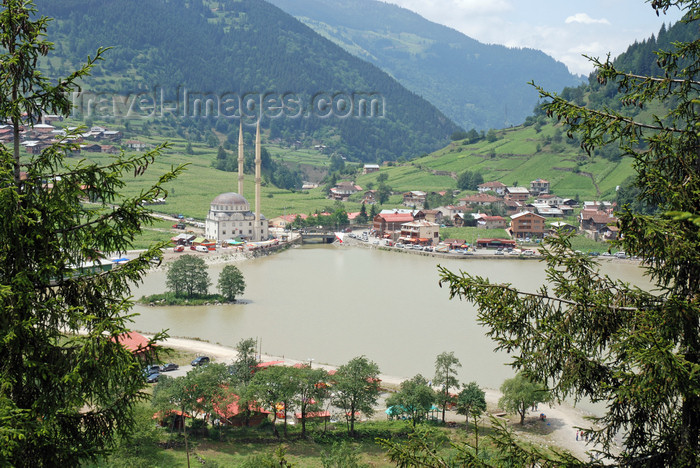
top-left (217, 264), bottom-right (246, 302)
top-left (332, 356), bottom-right (381, 436)
top-left (456, 170), bottom-right (484, 191)
top-left (0, 2), bottom-right (183, 465)
top-left (386, 374), bottom-right (435, 428)
top-left (152, 364), bottom-right (230, 467)
top-left (166, 255), bottom-right (211, 297)
top-left (377, 172), bottom-right (388, 183)
top-left (498, 373), bottom-right (549, 425)
top-left (357, 202), bottom-right (368, 224)
top-left (247, 365), bottom-right (297, 438)
top-left (433, 351), bottom-right (461, 423)
top-left (438, 1), bottom-right (700, 464)
top-left (455, 382), bottom-right (487, 456)
top-left (377, 182), bottom-right (391, 205)
top-left (289, 366), bottom-right (328, 438)
top-left (228, 338), bottom-right (259, 387)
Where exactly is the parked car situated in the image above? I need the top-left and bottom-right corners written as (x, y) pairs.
top-left (195, 245), bottom-right (209, 253)
top-left (144, 364), bottom-right (160, 376)
top-left (160, 363), bottom-right (179, 372)
top-left (173, 245), bottom-right (185, 252)
top-left (191, 356), bottom-right (210, 366)
top-left (615, 251), bottom-right (627, 259)
top-left (495, 250), bottom-right (505, 255)
top-left (172, 223), bottom-right (186, 229)
top-left (146, 372), bottom-right (160, 384)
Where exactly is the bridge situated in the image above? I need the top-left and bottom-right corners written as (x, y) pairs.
top-left (300, 230), bottom-right (336, 244)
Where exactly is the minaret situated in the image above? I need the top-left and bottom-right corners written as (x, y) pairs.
top-left (254, 119), bottom-right (262, 241)
top-left (237, 120), bottom-right (244, 195)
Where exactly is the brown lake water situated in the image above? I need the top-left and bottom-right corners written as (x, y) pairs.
top-left (130, 245), bottom-right (651, 390)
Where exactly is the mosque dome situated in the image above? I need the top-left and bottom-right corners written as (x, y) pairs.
top-left (210, 192), bottom-right (250, 212)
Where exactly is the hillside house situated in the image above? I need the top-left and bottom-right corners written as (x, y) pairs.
top-left (478, 181), bottom-right (507, 195)
top-left (435, 205), bottom-right (466, 220)
top-left (125, 139), bottom-right (148, 150)
top-left (510, 211), bottom-right (546, 239)
top-left (503, 199), bottom-right (523, 215)
top-left (580, 210), bottom-right (618, 233)
top-left (505, 186), bottom-right (530, 202)
top-left (361, 190), bottom-right (377, 204)
top-left (363, 164), bottom-right (380, 174)
top-left (421, 209), bottom-right (443, 225)
top-left (402, 190), bottom-right (427, 208)
top-left (476, 214), bottom-right (507, 229)
top-left (329, 181), bottom-right (362, 201)
top-left (458, 193), bottom-right (503, 207)
top-left (549, 221), bottom-right (577, 235)
top-left (530, 178), bottom-right (550, 195)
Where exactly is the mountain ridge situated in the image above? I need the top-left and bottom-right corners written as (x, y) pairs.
top-left (267, 0), bottom-right (584, 131)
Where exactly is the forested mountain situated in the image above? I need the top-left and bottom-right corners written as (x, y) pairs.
top-left (35, 0), bottom-right (461, 162)
top-left (267, 0), bottom-right (583, 131)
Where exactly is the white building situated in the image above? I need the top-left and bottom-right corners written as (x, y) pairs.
top-left (205, 192), bottom-right (268, 242)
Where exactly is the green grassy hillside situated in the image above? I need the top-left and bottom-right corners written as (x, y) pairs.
top-left (356, 124), bottom-right (634, 200)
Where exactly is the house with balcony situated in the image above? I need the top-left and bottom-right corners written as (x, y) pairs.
top-left (477, 181), bottom-right (507, 195)
top-left (505, 186), bottom-right (531, 202)
top-left (510, 211), bottom-right (546, 238)
top-left (399, 220), bottom-right (440, 245)
top-left (402, 190), bottom-right (427, 208)
top-left (373, 212), bottom-right (415, 237)
top-left (530, 178), bottom-right (550, 195)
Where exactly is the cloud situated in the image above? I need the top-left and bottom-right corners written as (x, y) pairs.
top-left (565, 13), bottom-right (610, 25)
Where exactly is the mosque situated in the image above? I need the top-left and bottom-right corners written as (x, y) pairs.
top-left (205, 121), bottom-right (268, 242)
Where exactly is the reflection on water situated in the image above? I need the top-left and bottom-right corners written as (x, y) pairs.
top-left (130, 245), bottom-right (651, 391)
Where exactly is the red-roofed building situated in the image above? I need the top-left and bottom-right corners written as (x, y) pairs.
top-left (477, 181), bottom-right (507, 195)
top-left (212, 393), bottom-right (270, 427)
top-left (256, 360), bottom-right (285, 369)
top-left (111, 331), bottom-right (155, 359)
top-left (476, 215), bottom-right (507, 229)
top-left (373, 212), bottom-right (414, 236)
top-left (294, 410), bottom-right (331, 424)
top-left (269, 214), bottom-right (308, 229)
top-left (580, 210), bottom-right (618, 233)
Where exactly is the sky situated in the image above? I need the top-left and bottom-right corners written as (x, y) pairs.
top-left (384, 0), bottom-right (686, 75)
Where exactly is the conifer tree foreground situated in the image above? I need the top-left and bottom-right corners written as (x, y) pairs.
top-left (438, 1), bottom-right (700, 465)
top-left (0, 1), bottom-right (182, 465)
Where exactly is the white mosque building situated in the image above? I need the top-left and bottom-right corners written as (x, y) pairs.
top-left (205, 121), bottom-right (268, 242)
top-left (205, 192), bottom-right (267, 242)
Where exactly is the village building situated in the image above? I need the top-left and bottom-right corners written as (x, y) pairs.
top-left (125, 139), bottom-right (149, 150)
top-left (205, 192), bottom-right (268, 242)
top-left (458, 193), bottom-right (503, 208)
top-left (510, 211), bottom-right (546, 238)
top-left (329, 181), bottom-right (362, 201)
top-left (398, 220), bottom-right (440, 245)
top-left (579, 210), bottom-right (618, 233)
top-left (421, 209), bottom-right (443, 225)
top-left (435, 205), bottom-right (466, 220)
top-left (269, 213), bottom-right (307, 229)
top-left (475, 214), bottom-right (507, 229)
top-left (530, 203), bottom-right (564, 217)
top-left (477, 181), bottom-right (507, 195)
top-left (111, 331), bottom-right (155, 360)
top-left (373, 212), bottom-right (414, 237)
top-left (402, 190), bottom-right (427, 208)
top-left (505, 186), bottom-right (531, 202)
top-left (361, 190), bottom-right (377, 205)
top-left (362, 163), bottom-right (380, 174)
top-left (530, 178), bottom-right (550, 195)
top-left (503, 199), bottom-right (523, 215)
top-left (549, 221), bottom-right (577, 235)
